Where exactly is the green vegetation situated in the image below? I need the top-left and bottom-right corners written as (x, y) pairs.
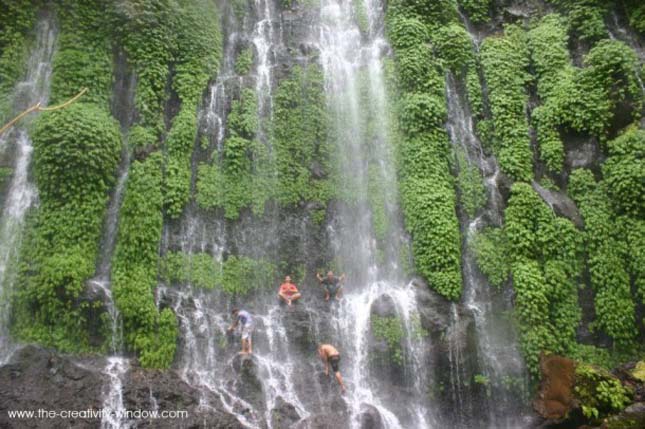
top-left (502, 183), bottom-right (583, 374)
top-left (0, 0), bottom-right (39, 120)
top-left (455, 150), bottom-right (486, 218)
top-left (50, 0), bottom-right (113, 106)
top-left (197, 88), bottom-right (272, 218)
top-left (457, 0), bottom-right (491, 24)
top-left (472, 227), bottom-right (510, 288)
top-left (14, 104), bottom-right (121, 351)
top-left (371, 315), bottom-right (405, 366)
top-left (111, 153), bottom-right (177, 368)
top-left (235, 48), bottom-right (253, 75)
top-left (161, 251), bottom-right (276, 295)
top-left (569, 169), bottom-right (637, 346)
top-left (528, 14), bottom-right (569, 172)
top-left (547, 0), bottom-right (607, 43)
top-left (432, 23), bottom-right (474, 74)
top-left (575, 363), bottom-right (632, 420)
top-left (271, 64), bottom-right (332, 206)
top-left (386, 0), bottom-right (462, 300)
top-left (480, 25), bottom-right (533, 182)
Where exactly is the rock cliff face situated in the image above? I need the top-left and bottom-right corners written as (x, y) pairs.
top-left (0, 0), bottom-right (643, 428)
top-left (0, 346), bottom-right (244, 429)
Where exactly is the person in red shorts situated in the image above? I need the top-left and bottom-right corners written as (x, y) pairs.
top-left (278, 275), bottom-right (302, 306)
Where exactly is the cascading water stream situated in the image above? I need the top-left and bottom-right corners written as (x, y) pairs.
top-left (167, 3), bottom-right (308, 428)
top-left (91, 49), bottom-right (139, 429)
top-left (445, 72), bottom-right (529, 428)
top-left (0, 15), bottom-right (56, 366)
top-left (313, 0), bottom-right (436, 427)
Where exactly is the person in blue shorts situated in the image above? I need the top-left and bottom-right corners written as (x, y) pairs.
top-left (228, 308), bottom-right (254, 354)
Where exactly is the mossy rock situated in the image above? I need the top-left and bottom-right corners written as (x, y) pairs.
top-left (574, 363), bottom-right (633, 421)
top-left (632, 361), bottom-right (645, 382)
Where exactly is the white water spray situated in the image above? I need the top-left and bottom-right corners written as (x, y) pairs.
top-left (0, 16), bottom-right (56, 365)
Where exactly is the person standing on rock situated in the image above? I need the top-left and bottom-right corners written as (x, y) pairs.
top-left (318, 344), bottom-right (346, 393)
top-left (317, 271), bottom-right (345, 301)
top-left (228, 308), bottom-right (254, 354)
top-left (278, 275), bottom-right (302, 306)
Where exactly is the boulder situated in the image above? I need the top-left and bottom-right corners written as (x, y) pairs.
top-left (359, 403), bottom-right (384, 429)
top-left (533, 354), bottom-right (576, 421)
top-left (293, 411), bottom-right (350, 429)
top-left (370, 294), bottom-right (397, 318)
top-left (0, 346), bottom-right (103, 429)
top-left (411, 277), bottom-right (450, 332)
top-left (270, 396), bottom-right (301, 429)
top-left (124, 365), bottom-right (244, 429)
top-left (532, 181), bottom-right (583, 227)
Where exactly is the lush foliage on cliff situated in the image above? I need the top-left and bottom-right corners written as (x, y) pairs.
top-left (387, 0), bottom-right (463, 300)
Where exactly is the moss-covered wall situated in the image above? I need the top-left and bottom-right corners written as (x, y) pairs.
top-left (386, 0), bottom-right (463, 301)
top-left (2, 0), bottom-right (643, 376)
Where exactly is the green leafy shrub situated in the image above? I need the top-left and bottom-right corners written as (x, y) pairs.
top-left (197, 88), bottom-right (272, 218)
top-left (472, 227), bottom-right (510, 288)
top-left (387, 0), bottom-right (457, 29)
top-left (527, 14), bottom-right (571, 172)
top-left (624, 0), bottom-right (645, 34)
top-left (575, 363), bottom-right (632, 420)
top-left (161, 252), bottom-right (275, 295)
top-left (568, 169), bottom-right (637, 346)
top-left (457, 0), bottom-right (490, 24)
top-left (163, 107), bottom-right (197, 219)
top-left (480, 25), bottom-right (533, 181)
top-left (387, 2), bottom-right (463, 300)
top-left (548, 0), bottom-right (607, 42)
top-left (234, 47), bottom-right (253, 76)
top-left (504, 183), bottom-right (583, 374)
top-left (432, 23), bottom-right (474, 74)
top-left (602, 127), bottom-right (644, 218)
top-left (112, 153), bottom-right (178, 368)
top-left (455, 149), bottom-right (486, 217)
top-left (386, 16), bottom-right (428, 51)
top-left (0, 0), bottom-right (39, 119)
top-left (271, 65), bottom-right (332, 206)
top-left (371, 315), bottom-right (405, 366)
top-left (50, 0), bottom-right (113, 106)
top-left (14, 103), bottom-right (121, 351)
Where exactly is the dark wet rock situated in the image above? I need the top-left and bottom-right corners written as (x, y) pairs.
top-left (370, 294), bottom-right (397, 318)
top-left (230, 354), bottom-right (265, 413)
top-left (0, 346), bottom-right (103, 429)
top-left (0, 345), bottom-right (244, 429)
top-left (280, 306), bottom-right (316, 353)
top-left (124, 366), bottom-right (244, 429)
top-left (293, 410), bottom-right (350, 429)
top-left (599, 402), bottom-right (645, 429)
top-left (270, 396), bottom-right (300, 429)
top-left (359, 403), bottom-right (384, 429)
top-left (412, 277), bottom-right (450, 332)
top-left (532, 181), bottom-right (583, 227)
top-left (565, 138), bottom-right (601, 170)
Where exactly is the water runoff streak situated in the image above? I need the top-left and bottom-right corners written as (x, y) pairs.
top-left (166, 3), bottom-right (309, 428)
top-left (445, 72), bottom-right (529, 428)
top-left (314, 0), bottom-right (435, 427)
top-left (0, 16), bottom-right (56, 366)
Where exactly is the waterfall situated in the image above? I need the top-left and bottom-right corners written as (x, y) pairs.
top-left (101, 357), bottom-right (129, 429)
top-left (0, 15), bottom-right (56, 365)
top-left (312, 0), bottom-right (435, 427)
top-left (445, 72), bottom-right (529, 428)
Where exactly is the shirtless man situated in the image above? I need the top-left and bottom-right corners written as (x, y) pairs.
top-left (318, 343), bottom-right (346, 393)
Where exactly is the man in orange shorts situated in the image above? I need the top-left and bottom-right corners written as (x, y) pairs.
top-left (278, 275), bottom-right (302, 306)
